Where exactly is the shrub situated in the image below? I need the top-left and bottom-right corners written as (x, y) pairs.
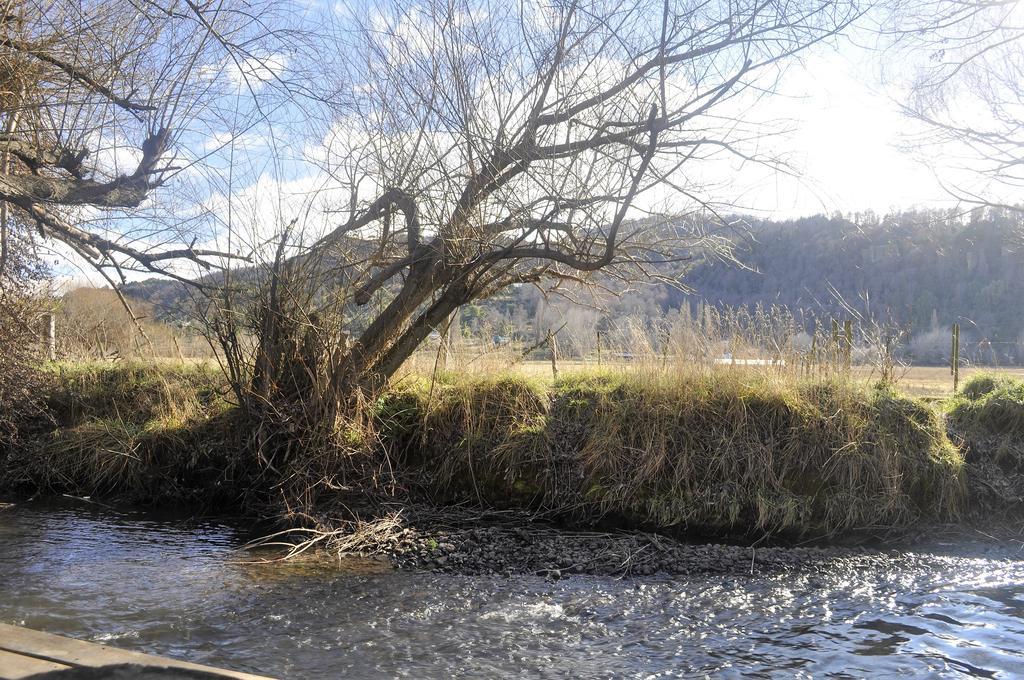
top-left (0, 258), bottom-right (52, 459)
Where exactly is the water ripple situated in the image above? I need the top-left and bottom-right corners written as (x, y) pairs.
top-left (2, 500), bottom-right (1024, 678)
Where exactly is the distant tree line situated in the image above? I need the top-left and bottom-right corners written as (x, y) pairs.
top-left (422, 207), bottom-right (1024, 366)
top-left (675, 207), bottom-right (1024, 362)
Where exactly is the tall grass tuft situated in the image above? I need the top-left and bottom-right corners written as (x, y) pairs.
top-left (948, 373), bottom-right (1024, 515)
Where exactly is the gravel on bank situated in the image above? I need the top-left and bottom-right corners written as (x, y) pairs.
top-left (340, 507), bottom-right (1024, 578)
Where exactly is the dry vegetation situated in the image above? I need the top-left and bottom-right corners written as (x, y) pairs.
top-left (8, 291), bottom-right (1024, 539)
top-left (2, 354), bottom-right (979, 539)
top-left (379, 368), bottom-right (965, 537)
top-left (496, 363), bottom-right (1024, 398)
top-left (56, 287), bottom-right (212, 360)
top-left (401, 308), bottom-right (1024, 399)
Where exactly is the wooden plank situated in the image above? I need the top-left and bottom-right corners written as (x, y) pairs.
top-left (0, 648), bottom-right (70, 679)
top-left (0, 625), bottom-right (274, 680)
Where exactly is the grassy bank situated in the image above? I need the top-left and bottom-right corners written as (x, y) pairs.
top-left (947, 373), bottom-right (1024, 516)
top-left (380, 370), bottom-right (965, 537)
top-left (1, 361), bottom-right (1000, 539)
top-left (0, 361), bottom-right (255, 506)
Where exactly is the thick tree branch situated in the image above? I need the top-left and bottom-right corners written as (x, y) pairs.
top-left (0, 128), bottom-right (170, 208)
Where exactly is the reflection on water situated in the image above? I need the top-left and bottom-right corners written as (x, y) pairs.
top-left (2, 499), bottom-right (1024, 678)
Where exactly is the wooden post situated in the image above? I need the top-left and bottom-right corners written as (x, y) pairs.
top-left (809, 333), bottom-right (817, 376)
top-left (548, 328), bottom-right (558, 379)
top-left (843, 319), bottom-right (853, 370)
top-left (596, 329), bottom-right (603, 367)
top-left (831, 319), bottom-right (840, 369)
top-left (41, 312), bottom-right (55, 360)
top-left (438, 311), bottom-right (457, 371)
top-left (951, 323), bottom-right (960, 392)
top-left (882, 334), bottom-right (894, 384)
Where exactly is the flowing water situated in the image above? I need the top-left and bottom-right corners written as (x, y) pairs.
top-left (2, 500), bottom-right (1024, 678)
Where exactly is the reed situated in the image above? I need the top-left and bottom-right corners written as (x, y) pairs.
top-left (400, 304), bottom-right (900, 386)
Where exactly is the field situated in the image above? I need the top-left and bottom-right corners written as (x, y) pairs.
top-left (882, 366), bottom-right (1024, 398)
top-left (63, 351), bottom-right (1024, 400)
top-left (404, 351), bottom-right (1024, 399)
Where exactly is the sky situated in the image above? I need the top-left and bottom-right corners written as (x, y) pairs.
top-left (682, 41), bottom-right (965, 218)
top-left (750, 53), bottom-right (951, 216)
top-left (56, 0), bottom-right (1011, 286)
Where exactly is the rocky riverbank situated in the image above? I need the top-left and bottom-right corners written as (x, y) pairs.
top-left (322, 506), bottom-right (1024, 578)
top-left (390, 522), bottom-right (862, 578)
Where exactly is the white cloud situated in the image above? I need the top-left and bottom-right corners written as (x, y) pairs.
top-left (224, 53), bottom-right (290, 91)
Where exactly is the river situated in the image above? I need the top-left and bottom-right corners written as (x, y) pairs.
top-left (2, 499), bottom-right (1024, 678)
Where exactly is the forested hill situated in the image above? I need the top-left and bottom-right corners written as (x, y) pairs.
top-left (669, 208), bottom-right (1024, 343)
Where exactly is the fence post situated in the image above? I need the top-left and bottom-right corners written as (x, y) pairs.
top-left (808, 333), bottom-right (817, 376)
top-left (596, 329), bottom-right (602, 367)
top-left (41, 312), bottom-right (55, 360)
top-left (438, 311), bottom-right (456, 371)
top-left (951, 323), bottom-right (960, 392)
top-left (843, 319), bottom-right (853, 370)
top-left (548, 328), bottom-right (559, 379)
top-left (831, 319), bottom-right (840, 369)
top-left (882, 334), bottom-right (895, 384)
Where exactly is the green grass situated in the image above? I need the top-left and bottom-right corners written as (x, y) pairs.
top-left (41, 360), bottom-right (226, 427)
top-left (946, 373), bottom-right (1024, 516)
top-left (948, 373), bottom-right (1024, 440)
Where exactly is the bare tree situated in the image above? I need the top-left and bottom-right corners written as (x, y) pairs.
top-left (888, 0), bottom-right (1024, 214)
top-left (0, 0), bottom-right (301, 286)
top-left (235, 0), bottom-right (862, 412)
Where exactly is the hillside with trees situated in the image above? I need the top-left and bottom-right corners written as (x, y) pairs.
top-left (671, 207), bottom-right (1024, 362)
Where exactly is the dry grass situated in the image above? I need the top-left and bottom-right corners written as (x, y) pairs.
top-left (1, 361), bottom-right (248, 503)
top-left (408, 356), bottom-right (1024, 399)
top-left (886, 366), bottom-right (1024, 398)
top-left (379, 366), bottom-right (966, 537)
top-left (400, 305), bottom-right (1024, 401)
top-left (57, 287), bottom-right (214, 360)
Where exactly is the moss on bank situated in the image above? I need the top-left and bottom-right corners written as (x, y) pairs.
top-left (0, 362), bottom-right (980, 538)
